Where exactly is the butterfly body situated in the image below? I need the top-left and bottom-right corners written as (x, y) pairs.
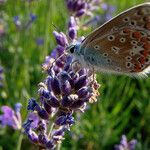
top-left (67, 3), bottom-right (150, 77)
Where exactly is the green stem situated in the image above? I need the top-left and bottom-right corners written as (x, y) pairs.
top-left (56, 143), bottom-right (61, 150)
top-left (17, 133), bottom-right (23, 150)
top-left (48, 122), bottom-right (55, 138)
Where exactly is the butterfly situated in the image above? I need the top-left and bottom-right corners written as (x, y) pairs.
top-left (66, 3), bottom-right (150, 77)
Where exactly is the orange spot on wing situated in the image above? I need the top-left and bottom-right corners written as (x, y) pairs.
top-left (134, 64), bottom-right (142, 72)
top-left (143, 43), bottom-right (150, 50)
top-left (140, 37), bottom-right (148, 43)
top-left (132, 32), bottom-right (141, 39)
top-left (144, 22), bottom-right (150, 30)
top-left (138, 56), bottom-right (145, 64)
top-left (140, 50), bottom-right (148, 57)
top-left (123, 28), bottom-right (131, 34)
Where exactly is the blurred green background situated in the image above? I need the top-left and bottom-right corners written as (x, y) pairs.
top-left (0, 0), bottom-right (150, 149)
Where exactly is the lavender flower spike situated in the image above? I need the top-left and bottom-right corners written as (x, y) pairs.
top-left (0, 103), bottom-right (22, 130)
top-left (23, 0), bottom-right (101, 149)
top-left (114, 135), bottom-right (137, 150)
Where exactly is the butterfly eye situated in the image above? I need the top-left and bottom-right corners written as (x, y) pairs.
top-left (70, 46), bottom-right (75, 53)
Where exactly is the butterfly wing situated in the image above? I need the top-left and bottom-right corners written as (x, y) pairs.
top-left (81, 3), bottom-right (150, 76)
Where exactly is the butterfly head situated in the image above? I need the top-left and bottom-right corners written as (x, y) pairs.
top-left (66, 42), bottom-right (81, 56)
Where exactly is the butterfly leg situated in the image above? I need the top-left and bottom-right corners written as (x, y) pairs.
top-left (92, 67), bottom-right (95, 83)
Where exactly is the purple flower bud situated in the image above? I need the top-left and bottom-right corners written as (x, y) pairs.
top-left (53, 66), bottom-right (62, 75)
top-left (76, 1), bottom-right (86, 11)
top-left (13, 16), bottom-right (21, 27)
top-left (43, 101), bottom-right (52, 114)
top-left (78, 69), bottom-right (86, 76)
top-left (60, 32), bottom-right (68, 46)
top-left (66, 114), bottom-right (75, 125)
top-left (37, 120), bottom-right (47, 133)
top-left (49, 50), bottom-right (57, 59)
top-left (74, 75), bottom-right (87, 91)
top-left (128, 140), bottom-right (137, 150)
top-left (53, 31), bottom-right (68, 47)
top-left (56, 59), bottom-right (64, 68)
top-left (69, 71), bottom-right (76, 78)
top-left (46, 140), bottom-right (55, 149)
top-left (47, 76), bottom-right (61, 95)
top-left (58, 71), bottom-right (71, 81)
top-left (47, 95), bottom-right (60, 108)
top-left (28, 112), bottom-right (39, 129)
top-left (114, 145), bottom-right (123, 150)
top-left (55, 115), bottom-right (66, 126)
top-left (15, 103), bottom-right (22, 112)
top-left (39, 88), bottom-right (50, 99)
top-left (36, 38), bottom-right (44, 46)
top-left (66, 0), bottom-right (74, 11)
top-left (72, 1), bottom-right (78, 11)
top-left (114, 135), bottom-right (137, 150)
top-left (53, 127), bottom-right (66, 136)
top-left (64, 64), bottom-right (70, 72)
top-left (28, 131), bottom-right (38, 144)
top-left (55, 45), bottom-right (65, 56)
top-left (101, 3), bottom-right (108, 10)
top-left (77, 87), bottom-right (89, 99)
top-left (23, 119), bottom-right (33, 133)
top-left (121, 135), bottom-right (128, 147)
top-left (61, 96), bottom-right (73, 107)
top-left (69, 100), bottom-right (85, 109)
top-left (70, 71), bottom-right (79, 81)
top-left (38, 133), bottom-right (48, 145)
top-left (68, 16), bottom-right (76, 28)
top-left (63, 56), bottom-right (72, 72)
top-left (37, 108), bottom-right (49, 120)
top-left (76, 9), bottom-right (86, 17)
top-left (30, 13), bottom-right (37, 21)
top-left (53, 31), bottom-right (62, 46)
top-left (0, 66), bottom-right (3, 73)
top-left (55, 114), bottom-right (74, 126)
top-left (60, 80), bottom-right (71, 95)
top-left (68, 27), bottom-right (77, 40)
top-left (27, 98), bottom-right (38, 111)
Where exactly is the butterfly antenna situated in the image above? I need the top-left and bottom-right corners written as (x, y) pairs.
top-left (52, 22), bottom-right (60, 32)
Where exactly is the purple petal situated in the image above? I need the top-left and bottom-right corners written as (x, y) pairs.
top-left (68, 16), bottom-right (76, 28)
top-left (47, 95), bottom-right (60, 108)
top-left (60, 80), bottom-right (71, 95)
top-left (28, 131), bottom-right (39, 144)
top-left (61, 96), bottom-right (73, 107)
top-left (77, 87), bottom-right (90, 99)
top-left (68, 27), bottom-right (77, 40)
top-left (75, 9), bottom-right (86, 17)
top-left (37, 108), bottom-right (49, 120)
top-left (69, 100), bottom-right (85, 109)
top-left (43, 101), bottom-right (52, 114)
top-left (74, 75), bottom-right (87, 91)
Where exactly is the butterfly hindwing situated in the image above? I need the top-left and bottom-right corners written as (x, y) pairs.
top-left (81, 3), bottom-right (150, 76)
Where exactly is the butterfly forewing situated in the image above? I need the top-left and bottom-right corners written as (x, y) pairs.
top-left (81, 3), bottom-right (150, 76)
